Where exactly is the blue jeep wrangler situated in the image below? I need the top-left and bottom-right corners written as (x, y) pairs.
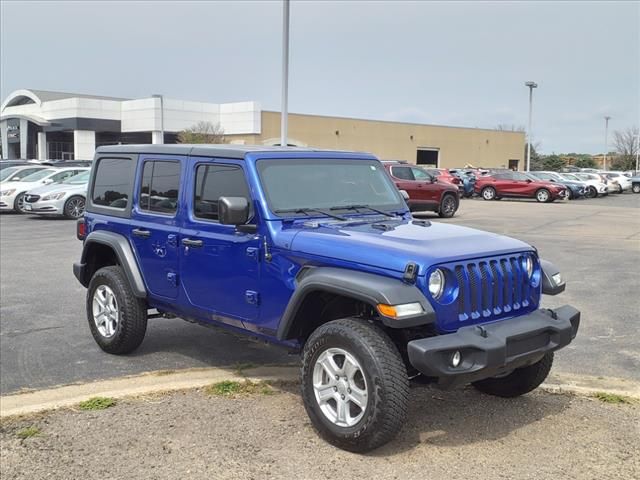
top-left (74, 145), bottom-right (580, 452)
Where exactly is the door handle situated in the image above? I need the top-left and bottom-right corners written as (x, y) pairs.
top-left (182, 238), bottom-right (204, 248)
top-left (132, 228), bottom-right (151, 238)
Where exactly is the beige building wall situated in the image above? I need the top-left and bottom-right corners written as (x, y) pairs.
top-left (228, 111), bottom-right (525, 170)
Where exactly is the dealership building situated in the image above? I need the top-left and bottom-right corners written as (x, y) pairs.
top-left (1, 89), bottom-right (525, 169)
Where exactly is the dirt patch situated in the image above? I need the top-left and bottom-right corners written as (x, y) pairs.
top-left (1, 385), bottom-right (638, 480)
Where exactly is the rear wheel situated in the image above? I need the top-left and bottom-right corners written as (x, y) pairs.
top-left (301, 318), bottom-right (409, 453)
top-left (438, 193), bottom-right (458, 218)
top-left (87, 266), bottom-right (147, 354)
top-left (535, 188), bottom-right (551, 203)
top-left (472, 353), bottom-right (553, 398)
top-left (481, 186), bottom-right (497, 201)
top-left (617, 183), bottom-right (623, 194)
top-left (63, 195), bottom-right (86, 219)
top-left (13, 192), bottom-right (27, 213)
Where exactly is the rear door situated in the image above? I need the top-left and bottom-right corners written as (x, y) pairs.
top-left (129, 156), bottom-right (183, 300)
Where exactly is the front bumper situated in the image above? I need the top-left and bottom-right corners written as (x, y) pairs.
top-left (24, 199), bottom-right (64, 215)
top-left (0, 195), bottom-right (17, 210)
top-left (407, 305), bottom-right (580, 388)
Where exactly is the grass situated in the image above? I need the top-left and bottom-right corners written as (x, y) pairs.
top-left (205, 380), bottom-right (273, 397)
top-left (592, 392), bottom-right (633, 404)
top-left (16, 426), bottom-right (40, 439)
top-left (77, 397), bottom-right (117, 411)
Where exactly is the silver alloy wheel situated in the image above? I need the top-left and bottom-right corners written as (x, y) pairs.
top-left (16, 194), bottom-right (26, 213)
top-left (92, 285), bottom-right (119, 338)
top-left (313, 347), bottom-right (368, 427)
top-left (66, 197), bottom-right (85, 218)
top-left (536, 189), bottom-right (550, 202)
top-left (482, 187), bottom-right (495, 200)
top-left (633, 184), bottom-right (640, 193)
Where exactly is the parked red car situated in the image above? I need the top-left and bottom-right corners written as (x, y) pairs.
top-left (383, 161), bottom-right (459, 217)
top-left (474, 171), bottom-right (568, 203)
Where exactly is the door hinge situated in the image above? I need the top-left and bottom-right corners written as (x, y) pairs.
top-left (245, 290), bottom-right (260, 305)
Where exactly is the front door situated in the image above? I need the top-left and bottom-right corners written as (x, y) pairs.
top-left (180, 159), bottom-right (260, 326)
top-left (130, 157), bottom-right (183, 299)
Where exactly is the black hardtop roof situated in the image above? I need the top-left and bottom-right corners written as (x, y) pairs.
top-left (95, 144), bottom-right (370, 159)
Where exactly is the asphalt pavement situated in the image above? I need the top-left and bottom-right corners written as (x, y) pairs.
top-left (1, 193), bottom-right (639, 394)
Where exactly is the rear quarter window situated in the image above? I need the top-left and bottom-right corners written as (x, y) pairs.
top-left (88, 156), bottom-right (137, 217)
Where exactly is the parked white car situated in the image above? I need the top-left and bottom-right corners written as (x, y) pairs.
top-left (24, 170), bottom-right (91, 219)
top-left (569, 173), bottom-right (609, 198)
top-left (601, 171), bottom-right (632, 193)
top-left (0, 167), bottom-right (89, 213)
top-left (0, 165), bottom-right (48, 183)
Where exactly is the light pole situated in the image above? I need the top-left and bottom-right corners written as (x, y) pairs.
top-left (280, 0), bottom-right (290, 147)
top-left (152, 94), bottom-right (164, 144)
top-left (525, 81), bottom-right (538, 172)
top-left (603, 116), bottom-right (611, 170)
top-left (635, 134), bottom-right (639, 173)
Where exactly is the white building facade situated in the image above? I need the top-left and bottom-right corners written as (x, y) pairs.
top-left (0, 89), bottom-right (261, 160)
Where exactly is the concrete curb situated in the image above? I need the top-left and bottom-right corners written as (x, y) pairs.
top-left (1, 368), bottom-right (638, 419)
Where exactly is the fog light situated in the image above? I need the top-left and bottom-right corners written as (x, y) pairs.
top-left (552, 272), bottom-right (562, 285)
top-left (450, 350), bottom-right (462, 368)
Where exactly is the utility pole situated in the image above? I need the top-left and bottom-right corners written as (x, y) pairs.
top-left (603, 116), bottom-right (611, 170)
top-left (280, 0), bottom-right (290, 147)
top-left (525, 81), bottom-right (538, 172)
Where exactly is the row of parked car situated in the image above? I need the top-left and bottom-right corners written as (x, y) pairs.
top-left (0, 161), bottom-right (91, 218)
top-left (1, 158), bottom-right (639, 221)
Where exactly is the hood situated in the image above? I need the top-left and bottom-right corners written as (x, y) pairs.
top-left (0, 180), bottom-right (41, 192)
top-left (27, 181), bottom-right (87, 196)
top-left (286, 217), bottom-right (533, 274)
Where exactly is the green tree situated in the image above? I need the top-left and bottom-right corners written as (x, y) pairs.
top-left (541, 155), bottom-right (566, 172)
top-left (177, 121), bottom-right (226, 144)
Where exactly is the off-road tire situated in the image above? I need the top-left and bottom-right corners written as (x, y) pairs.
top-left (13, 192), bottom-right (27, 213)
top-left (472, 352), bottom-right (553, 398)
top-left (63, 195), bottom-right (86, 219)
top-left (87, 266), bottom-right (147, 354)
top-left (301, 318), bottom-right (409, 453)
top-left (438, 193), bottom-right (458, 218)
top-left (481, 186), bottom-right (497, 201)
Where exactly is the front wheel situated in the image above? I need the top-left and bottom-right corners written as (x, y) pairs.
top-left (586, 186), bottom-right (597, 198)
top-left (472, 352), bottom-right (553, 398)
top-left (301, 318), bottom-right (409, 453)
top-left (87, 266), bottom-right (148, 354)
top-left (535, 188), bottom-right (551, 203)
top-left (481, 186), bottom-right (497, 201)
top-left (632, 183), bottom-right (640, 194)
top-left (438, 193), bottom-right (458, 218)
top-left (13, 192), bottom-right (27, 213)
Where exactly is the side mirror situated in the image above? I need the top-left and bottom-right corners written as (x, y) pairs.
top-left (218, 196), bottom-right (256, 233)
top-left (526, 179), bottom-right (532, 183)
top-left (399, 190), bottom-right (410, 201)
top-left (431, 176), bottom-right (437, 183)
top-left (43, 178), bottom-right (54, 185)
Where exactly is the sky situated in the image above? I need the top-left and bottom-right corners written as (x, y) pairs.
top-left (1, 0), bottom-right (638, 154)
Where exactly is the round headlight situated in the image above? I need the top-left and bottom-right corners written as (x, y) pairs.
top-left (428, 269), bottom-right (445, 299)
top-left (522, 256), bottom-right (534, 278)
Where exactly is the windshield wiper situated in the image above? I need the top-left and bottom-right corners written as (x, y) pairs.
top-left (274, 207), bottom-right (346, 221)
top-left (330, 204), bottom-right (397, 218)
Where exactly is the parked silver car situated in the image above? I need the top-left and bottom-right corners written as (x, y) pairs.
top-left (24, 170), bottom-right (90, 218)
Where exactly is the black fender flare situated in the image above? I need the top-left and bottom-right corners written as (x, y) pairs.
top-left (74, 230), bottom-right (147, 298)
top-left (276, 267), bottom-right (435, 340)
top-left (540, 259), bottom-right (566, 295)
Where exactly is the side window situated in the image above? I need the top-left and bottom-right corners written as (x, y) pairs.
top-left (51, 170), bottom-right (75, 182)
top-left (139, 161), bottom-right (181, 215)
top-left (411, 167), bottom-right (432, 181)
top-left (391, 166), bottom-right (414, 180)
top-left (92, 158), bottom-right (132, 209)
top-left (194, 164), bottom-right (250, 221)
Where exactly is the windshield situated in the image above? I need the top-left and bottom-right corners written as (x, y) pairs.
top-left (0, 167), bottom-right (19, 181)
top-left (18, 169), bottom-right (55, 182)
top-left (257, 159), bottom-right (405, 215)
top-left (63, 170), bottom-right (90, 184)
